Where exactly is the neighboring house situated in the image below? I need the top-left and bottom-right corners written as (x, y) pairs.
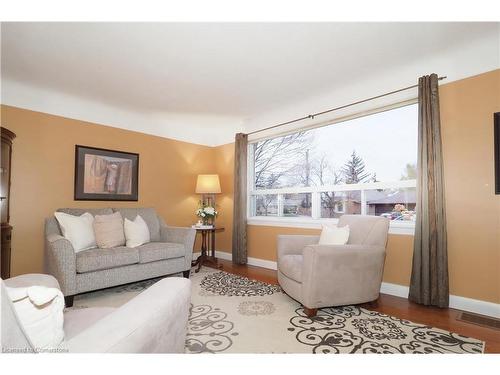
top-left (257, 189), bottom-right (416, 219)
top-left (321, 189), bottom-right (416, 219)
top-left (365, 189), bottom-right (416, 216)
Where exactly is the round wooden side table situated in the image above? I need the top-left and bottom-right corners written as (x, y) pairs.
top-left (191, 226), bottom-right (225, 273)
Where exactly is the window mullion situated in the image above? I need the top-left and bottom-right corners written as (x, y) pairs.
top-left (277, 194), bottom-right (284, 217)
top-left (311, 191), bottom-right (321, 219)
top-left (360, 189), bottom-right (367, 215)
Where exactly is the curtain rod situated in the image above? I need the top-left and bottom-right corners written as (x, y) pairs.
top-left (247, 76), bottom-right (447, 136)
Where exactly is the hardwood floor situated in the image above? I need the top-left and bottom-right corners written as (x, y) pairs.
top-left (210, 259), bottom-right (500, 353)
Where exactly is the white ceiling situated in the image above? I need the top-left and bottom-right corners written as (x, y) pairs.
top-left (1, 22), bottom-right (499, 145)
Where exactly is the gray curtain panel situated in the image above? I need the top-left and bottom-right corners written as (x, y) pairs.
top-left (232, 133), bottom-right (248, 264)
top-left (408, 74), bottom-right (449, 308)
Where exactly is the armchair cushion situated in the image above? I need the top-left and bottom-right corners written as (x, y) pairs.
top-left (76, 247), bottom-right (139, 273)
top-left (137, 242), bottom-right (185, 264)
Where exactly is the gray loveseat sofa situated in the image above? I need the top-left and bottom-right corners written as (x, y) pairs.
top-left (45, 207), bottom-right (196, 306)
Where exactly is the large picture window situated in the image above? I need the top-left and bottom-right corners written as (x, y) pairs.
top-left (248, 103), bottom-right (418, 233)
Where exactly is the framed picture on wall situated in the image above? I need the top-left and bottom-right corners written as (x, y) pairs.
top-left (74, 145), bottom-right (139, 201)
top-left (495, 112), bottom-right (500, 195)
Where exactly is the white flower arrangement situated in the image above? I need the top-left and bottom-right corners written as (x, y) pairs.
top-left (195, 202), bottom-right (218, 221)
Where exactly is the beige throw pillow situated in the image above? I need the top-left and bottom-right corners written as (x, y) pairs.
top-left (318, 224), bottom-right (350, 245)
top-left (93, 212), bottom-right (126, 248)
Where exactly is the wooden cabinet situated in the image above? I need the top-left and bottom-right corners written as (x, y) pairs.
top-left (1, 127), bottom-right (15, 279)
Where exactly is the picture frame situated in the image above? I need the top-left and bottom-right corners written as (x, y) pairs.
top-left (495, 112), bottom-right (500, 195)
top-left (74, 145), bottom-right (139, 201)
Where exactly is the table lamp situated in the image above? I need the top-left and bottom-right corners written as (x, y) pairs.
top-left (195, 174), bottom-right (221, 208)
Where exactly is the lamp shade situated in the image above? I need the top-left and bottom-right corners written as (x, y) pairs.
top-left (195, 174), bottom-right (221, 194)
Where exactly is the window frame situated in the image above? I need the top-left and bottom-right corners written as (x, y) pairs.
top-left (246, 101), bottom-right (418, 236)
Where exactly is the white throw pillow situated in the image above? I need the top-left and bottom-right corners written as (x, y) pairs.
top-left (54, 212), bottom-right (97, 252)
top-left (7, 285), bottom-right (65, 350)
top-left (124, 215), bottom-right (150, 248)
top-left (318, 224), bottom-right (350, 245)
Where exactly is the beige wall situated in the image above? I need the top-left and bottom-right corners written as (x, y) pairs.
top-left (213, 69), bottom-right (500, 304)
top-left (1, 105), bottom-right (216, 276)
top-left (213, 142), bottom-right (235, 253)
top-left (2, 69), bottom-right (499, 303)
top-left (439, 70), bottom-right (500, 303)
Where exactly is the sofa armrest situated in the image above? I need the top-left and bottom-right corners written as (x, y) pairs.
top-left (301, 244), bottom-right (386, 307)
top-left (160, 225), bottom-right (196, 271)
top-left (45, 234), bottom-right (77, 296)
top-left (277, 235), bottom-right (320, 259)
top-left (65, 277), bottom-right (191, 353)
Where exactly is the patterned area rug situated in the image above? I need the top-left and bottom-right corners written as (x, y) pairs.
top-left (69, 268), bottom-right (484, 354)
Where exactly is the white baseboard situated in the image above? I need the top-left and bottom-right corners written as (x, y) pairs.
top-left (378, 282), bottom-right (500, 318)
top-left (380, 282), bottom-right (409, 298)
top-left (193, 250), bottom-right (279, 270)
top-left (195, 251), bottom-right (500, 318)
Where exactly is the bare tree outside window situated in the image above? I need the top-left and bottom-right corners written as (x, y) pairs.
top-left (250, 103), bottom-right (419, 221)
top-left (253, 131), bottom-right (313, 189)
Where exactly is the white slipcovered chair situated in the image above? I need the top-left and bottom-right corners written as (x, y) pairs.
top-left (1, 273), bottom-right (191, 353)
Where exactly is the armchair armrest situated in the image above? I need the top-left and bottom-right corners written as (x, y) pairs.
top-left (160, 225), bottom-right (196, 270)
top-left (45, 234), bottom-right (77, 296)
top-left (65, 277), bottom-right (191, 353)
top-left (3, 274), bottom-right (60, 290)
top-left (301, 244), bottom-right (386, 308)
top-left (277, 235), bottom-right (320, 259)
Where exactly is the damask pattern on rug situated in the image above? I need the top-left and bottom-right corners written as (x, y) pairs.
top-left (238, 301), bottom-right (276, 316)
top-left (200, 271), bottom-right (282, 297)
top-left (186, 304), bottom-right (239, 353)
top-left (287, 306), bottom-right (484, 354)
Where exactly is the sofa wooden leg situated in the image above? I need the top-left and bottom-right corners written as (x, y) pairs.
top-left (182, 270), bottom-right (191, 279)
top-left (304, 307), bottom-right (317, 317)
top-left (65, 295), bottom-right (74, 308)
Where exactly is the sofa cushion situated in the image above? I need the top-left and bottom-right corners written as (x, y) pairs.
top-left (279, 255), bottom-right (303, 283)
top-left (113, 208), bottom-right (160, 242)
top-left (137, 242), bottom-right (185, 264)
top-left (76, 247), bottom-right (139, 273)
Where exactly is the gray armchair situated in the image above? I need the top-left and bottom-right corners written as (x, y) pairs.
top-left (1, 273), bottom-right (191, 353)
top-left (277, 215), bottom-right (390, 317)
